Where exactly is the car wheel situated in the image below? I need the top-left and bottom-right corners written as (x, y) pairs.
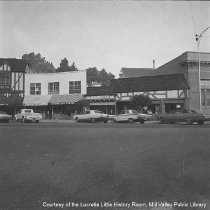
top-left (22, 118), bottom-right (26, 123)
top-left (186, 120), bottom-right (193, 125)
top-left (197, 120), bottom-right (204, 125)
top-left (155, 115), bottom-right (160, 121)
top-left (91, 118), bottom-right (96, 123)
top-left (159, 117), bottom-right (163, 124)
top-left (128, 118), bottom-right (134, 124)
top-left (140, 120), bottom-right (145, 124)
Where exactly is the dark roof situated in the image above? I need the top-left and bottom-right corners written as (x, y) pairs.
top-left (0, 58), bottom-right (28, 72)
top-left (120, 67), bottom-right (153, 78)
top-left (87, 86), bottom-right (115, 96)
top-left (111, 74), bottom-right (190, 93)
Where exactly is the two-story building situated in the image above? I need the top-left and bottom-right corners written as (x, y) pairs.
top-left (0, 58), bottom-right (28, 115)
top-left (23, 70), bottom-right (86, 118)
top-left (85, 51), bottom-right (210, 115)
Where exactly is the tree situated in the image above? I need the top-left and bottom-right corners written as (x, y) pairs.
top-left (57, 58), bottom-right (78, 72)
top-left (74, 99), bottom-right (90, 113)
top-left (57, 58), bottom-right (69, 72)
top-left (69, 62), bottom-right (78, 71)
top-left (22, 52), bottom-right (55, 73)
top-left (86, 67), bottom-right (115, 86)
top-left (130, 94), bottom-right (152, 112)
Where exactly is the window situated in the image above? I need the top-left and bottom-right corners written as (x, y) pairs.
top-left (30, 83), bottom-right (41, 95)
top-left (201, 88), bottom-right (210, 106)
top-left (69, 81), bottom-right (81, 94)
top-left (48, 82), bottom-right (59, 94)
top-left (0, 64), bottom-right (11, 71)
top-left (0, 75), bottom-right (10, 86)
top-left (201, 80), bottom-right (210, 86)
top-left (201, 89), bottom-right (205, 106)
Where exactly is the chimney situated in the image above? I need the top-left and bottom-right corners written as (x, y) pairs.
top-left (153, 60), bottom-right (155, 70)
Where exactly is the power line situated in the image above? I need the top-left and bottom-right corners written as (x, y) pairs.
top-left (188, 0), bottom-right (197, 35)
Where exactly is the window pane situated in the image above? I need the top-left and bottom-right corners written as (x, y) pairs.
top-left (201, 89), bottom-right (205, 106)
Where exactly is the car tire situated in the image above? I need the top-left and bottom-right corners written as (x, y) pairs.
top-left (91, 118), bottom-right (96, 123)
top-left (197, 120), bottom-right (204, 125)
top-left (155, 115), bottom-right (160, 121)
top-left (140, 120), bottom-right (145, 124)
top-left (128, 118), bottom-right (134, 124)
top-left (186, 120), bottom-right (193, 125)
top-left (159, 117), bottom-right (164, 124)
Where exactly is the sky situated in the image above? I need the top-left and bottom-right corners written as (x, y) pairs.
top-left (0, 1), bottom-right (210, 77)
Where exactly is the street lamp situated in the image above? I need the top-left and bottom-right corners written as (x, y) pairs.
top-left (195, 27), bottom-right (210, 113)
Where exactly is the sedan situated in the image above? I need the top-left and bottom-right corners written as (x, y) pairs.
top-left (74, 110), bottom-right (109, 123)
top-left (0, 111), bottom-right (12, 123)
top-left (112, 110), bottom-right (147, 123)
top-left (158, 109), bottom-right (205, 125)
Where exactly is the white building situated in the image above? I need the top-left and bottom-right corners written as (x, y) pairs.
top-left (23, 70), bottom-right (86, 118)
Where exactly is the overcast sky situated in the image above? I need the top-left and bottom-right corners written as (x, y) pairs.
top-left (0, 1), bottom-right (210, 77)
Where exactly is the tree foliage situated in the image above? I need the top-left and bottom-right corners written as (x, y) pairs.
top-left (22, 52), bottom-right (55, 73)
top-left (74, 99), bottom-right (90, 113)
top-left (130, 94), bottom-right (152, 112)
top-left (86, 67), bottom-right (115, 86)
top-left (56, 58), bottom-right (78, 72)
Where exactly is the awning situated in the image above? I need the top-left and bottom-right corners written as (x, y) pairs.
top-left (48, 94), bottom-right (84, 105)
top-left (23, 95), bottom-right (52, 106)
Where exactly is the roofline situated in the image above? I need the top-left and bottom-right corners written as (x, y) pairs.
top-left (111, 73), bottom-right (185, 82)
top-left (26, 69), bottom-right (86, 75)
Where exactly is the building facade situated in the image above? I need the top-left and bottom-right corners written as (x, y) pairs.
top-left (86, 52), bottom-right (210, 115)
top-left (0, 58), bottom-right (28, 114)
top-left (24, 70), bottom-right (86, 117)
top-left (146, 52), bottom-right (210, 115)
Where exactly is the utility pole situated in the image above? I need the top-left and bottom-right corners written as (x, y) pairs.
top-left (195, 27), bottom-right (210, 113)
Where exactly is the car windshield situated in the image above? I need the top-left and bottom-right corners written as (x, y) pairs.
top-left (131, 110), bottom-right (139, 115)
top-left (0, 111), bottom-right (7, 114)
top-left (182, 109), bottom-right (197, 114)
top-left (24, 110), bottom-right (32, 113)
top-left (94, 110), bottom-right (104, 114)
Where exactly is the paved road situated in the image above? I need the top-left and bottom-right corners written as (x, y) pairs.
top-left (0, 122), bottom-right (210, 210)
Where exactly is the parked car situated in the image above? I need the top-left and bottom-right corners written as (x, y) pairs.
top-left (0, 111), bottom-right (12, 123)
top-left (74, 110), bottom-right (109, 123)
top-left (112, 109), bottom-right (148, 123)
top-left (158, 109), bottom-right (205, 125)
top-left (14, 109), bottom-right (42, 123)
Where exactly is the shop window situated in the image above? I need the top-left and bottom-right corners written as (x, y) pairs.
top-left (69, 81), bottom-right (81, 94)
top-left (30, 83), bottom-right (41, 95)
top-left (48, 82), bottom-right (59, 94)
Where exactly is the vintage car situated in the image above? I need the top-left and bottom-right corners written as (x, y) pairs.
top-left (14, 109), bottom-right (42, 123)
top-left (74, 110), bottom-right (109, 123)
top-left (0, 111), bottom-right (12, 123)
top-left (112, 109), bottom-right (149, 123)
top-left (158, 109), bottom-right (205, 125)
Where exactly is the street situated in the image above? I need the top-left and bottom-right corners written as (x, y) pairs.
top-left (0, 122), bottom-right (210, 210)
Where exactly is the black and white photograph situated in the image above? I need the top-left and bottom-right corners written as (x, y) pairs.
top-left (0, 0), bottom-right (210, 210)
